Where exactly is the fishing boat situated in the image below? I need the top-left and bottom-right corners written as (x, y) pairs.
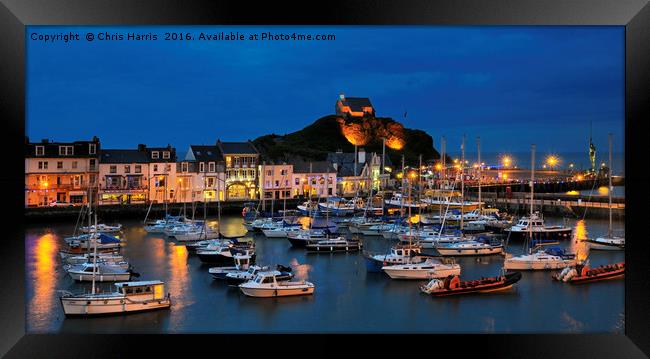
top-left (60, 280), bottom-right (171, 316)
top-left (382, 258), bottom-right (461, 280)
top-left (208, 253), bottom-right (254, 280)
top-left (420, 271), bottom-right (522, 296)
top-left (305, 238), bottom-right (363, 253)
top-left (435, 237), bottom-right (504, 256)
top-left (226, 265), bottom-right (293, 286)
top-left (239, 271), bottom-right (315, 297)
top-left (553, 261), bottom-right (624, 284)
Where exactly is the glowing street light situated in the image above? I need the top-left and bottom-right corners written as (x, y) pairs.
top-left (546, 155), bottom-right (559, 169)
top-left (501, 155), bottom-right (512, 168)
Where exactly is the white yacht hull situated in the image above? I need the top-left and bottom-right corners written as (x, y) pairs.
top-left (504, 258), bottom-right (576, 270)
top-left (436, 246), bottom-right (503, 256)
top-left (68, 272), bottom-right (131, 282)
top-left (60, 295), bottom-right (170, 316)
top-left (383, 267), bottom-right (460, 280)
top-left (586, 237), bottom-right (624, 251)
top-left (239, 285), bottom-right (314, 297)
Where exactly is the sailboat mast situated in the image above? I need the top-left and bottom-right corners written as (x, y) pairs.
top-left (477, 136), bottom-right (481, 211)
top-left (460, 135), bottom-right (465, 232)
top-left (400, 154), bottom-right (405, 216)
top-left (529, 144), bottom-right (535, 250)
top-left (608, 133), bottom-right (613, 237)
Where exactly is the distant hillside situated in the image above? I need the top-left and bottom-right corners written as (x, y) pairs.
top-left (252, 115), bottom-right (441, 166)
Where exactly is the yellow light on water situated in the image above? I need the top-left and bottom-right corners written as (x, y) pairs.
top-left (597, 186), bottom-right (609, 195)
top-left (566, 190), bottom-right (579, 195)
top-left (410, 214), bottom-right (420, 224)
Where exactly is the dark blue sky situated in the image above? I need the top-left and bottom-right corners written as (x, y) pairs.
top-left (27, 26), bottom-right (624, 155)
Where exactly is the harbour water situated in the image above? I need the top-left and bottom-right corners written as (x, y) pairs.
top-left (25, 215), bottom-right (624, 333)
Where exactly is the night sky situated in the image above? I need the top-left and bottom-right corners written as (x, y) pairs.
top-left (27, 26), bottom-right (624, 156)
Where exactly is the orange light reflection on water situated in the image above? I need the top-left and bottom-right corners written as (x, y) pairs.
top-left (167, 244), bottom-right (190, 311)
top-left (571, 220), bottom-right (590, 261)
top-left (28, 233), bottom-right (59, 328)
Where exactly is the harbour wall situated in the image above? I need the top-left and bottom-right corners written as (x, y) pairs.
top-left (24, 198), bottom-right (305, 222)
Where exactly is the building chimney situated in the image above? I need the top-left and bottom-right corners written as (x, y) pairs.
top-left (138, 144), bottom-right (146, 151)
top-left (41, 139), bottom-right (49, 144)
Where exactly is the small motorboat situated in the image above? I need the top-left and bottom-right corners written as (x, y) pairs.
top-left (80, 223), bottom-right (123, 234)
top-left (208, 253), bottom-right (254, 280)
top-left (434, 237), bottom-right (504, 256)
top-left (226, 264), bottom-right (293, 286)
top-left (286, 230), bottom-right (328, 248)
top-left (420, 271), bottom-right (522, 296)
top-left (197, 242), bottom-right (256, 265)
top-left (262, 224), bottom-right (303, 238)
top-left (239, 271), bottom-right (315, 297)
top-left (65, 262), bottom-right (133, 282)
top-left (504, 246), bottom-right (577, 271)
top-left (364, 244), bottom-right (425, 272)
top-left (60, 280), bottom-right (171, 316)
top-left (503, 212), bottom-right (572, 241)
top-left (64, 233), bottom-right (123, 251)
top-left (553, 261), bottom-right (624, 284)
top-left (382, 258), bottom-right (461, 280)
top-left (64, 252), bottom-right (125, 266)
top-left (583, 236), bottom-right (625, 251)
top-left (305, 238), bottom-right (363, 253)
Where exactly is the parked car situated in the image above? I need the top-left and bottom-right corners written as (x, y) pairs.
top-left (48, 201), bottom-right (74, 207)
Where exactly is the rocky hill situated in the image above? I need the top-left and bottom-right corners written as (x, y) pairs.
top-left (252, 115), bottom-right (441, 166)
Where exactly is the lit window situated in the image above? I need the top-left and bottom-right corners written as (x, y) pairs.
top-left (181, 162), bottom-right (188, 172)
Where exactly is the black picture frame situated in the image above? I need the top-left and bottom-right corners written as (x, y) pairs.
top-left (1, 0), bottom-right (648, 357)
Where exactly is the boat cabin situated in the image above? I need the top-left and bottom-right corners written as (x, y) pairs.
top-left (392, 244), bottom-right (422, 257)
top-left (115, 281), bottom-right (166, 300)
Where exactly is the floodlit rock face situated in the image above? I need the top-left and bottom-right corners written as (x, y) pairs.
top-left (336, 117), bottom-right (406, 149)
